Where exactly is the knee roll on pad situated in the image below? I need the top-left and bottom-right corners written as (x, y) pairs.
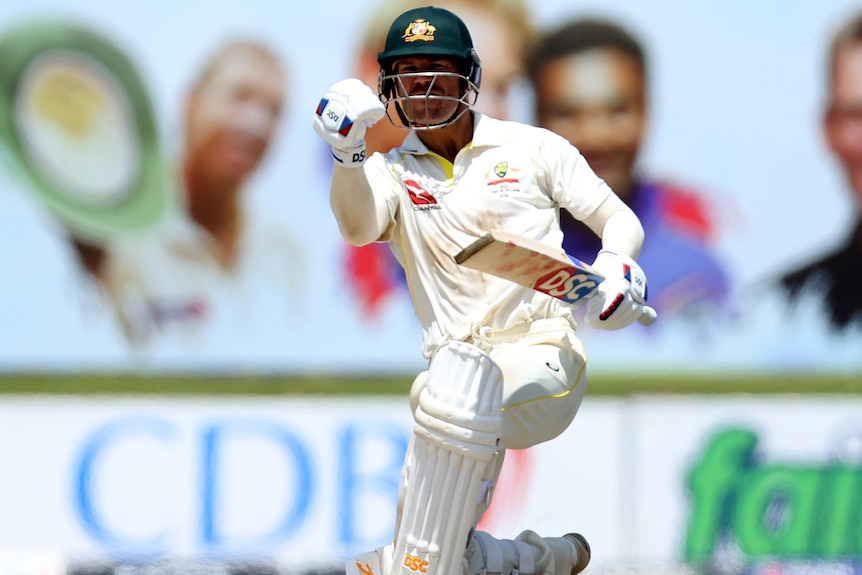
top-left (395, 341), bottom-right (504, 575)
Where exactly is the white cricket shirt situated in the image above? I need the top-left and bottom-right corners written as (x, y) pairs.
top-left (101, 198), bottom-right (304, 362)
top-left (360, 113), bottom-right (613, 359)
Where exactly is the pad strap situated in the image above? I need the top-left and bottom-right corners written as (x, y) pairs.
top-left (470, 532), bottom-right (536, 575)
top-left (513, 541), bottom-right (535, 575)
top-left (474, 531), bottom-right (503, 574)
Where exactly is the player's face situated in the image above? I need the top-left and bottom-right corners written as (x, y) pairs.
top-left (826, 42), bottom-right (862, 205)
top-left (393, 57), bottom-right (464, 126)
top-left (186, 50), bottom-right (286, 186)
top-left (533, 49), bottom-right (646, 200)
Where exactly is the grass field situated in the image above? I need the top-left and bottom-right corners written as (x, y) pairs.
top-left (1, 370), bottom-right (860, 396)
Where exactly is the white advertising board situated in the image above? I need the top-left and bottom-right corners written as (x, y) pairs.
top-left (2, 395), bottom-right (861, 573)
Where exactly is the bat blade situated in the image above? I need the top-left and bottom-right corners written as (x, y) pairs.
top-left (454, 231), bottom-right (603, 305)
top-left (455, 231), bottom-right (658, 325)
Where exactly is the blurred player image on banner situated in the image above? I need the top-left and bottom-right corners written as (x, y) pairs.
top-left (0, 24), bottom-right (300, 358)
top-left (0, 20), bottom-right (173, 355)
top-left (527, 18), bottom-right (732, 326)
top-left (778, 11), bottom-right (862, 332)
top-left (340, 0), bottom-right (536, 320)
top-left (102, 37), bottom-right (302, 354)
top-left (314, 5), bottom-right (655, 575)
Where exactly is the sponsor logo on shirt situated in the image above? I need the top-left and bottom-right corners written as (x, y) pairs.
top-left (149, 297), bottom-right (208, 326)
top-left (405, 179), bottom-right (440, 211)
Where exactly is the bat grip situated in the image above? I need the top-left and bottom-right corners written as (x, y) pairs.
top-left (637, 306), bottom-right (658, 326)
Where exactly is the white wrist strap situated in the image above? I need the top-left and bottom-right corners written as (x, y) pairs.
top-left (331, 143), bottom-right (367, 168)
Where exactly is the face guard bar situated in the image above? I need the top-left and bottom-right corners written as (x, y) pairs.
top-left (378, 70), bottom-right (480, 130)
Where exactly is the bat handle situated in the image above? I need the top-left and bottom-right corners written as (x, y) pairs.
top-left (637, 305), bottom-right (658, 326)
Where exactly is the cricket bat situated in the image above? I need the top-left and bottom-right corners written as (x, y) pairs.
top-left (454, 231), bottom-right (657, 325)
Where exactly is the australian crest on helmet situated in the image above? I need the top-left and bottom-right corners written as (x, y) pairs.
top-left (403, 18), bottom-right (436, 43)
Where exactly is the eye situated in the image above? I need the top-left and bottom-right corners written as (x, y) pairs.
top-left (433, 63), bottom-right (459, 73)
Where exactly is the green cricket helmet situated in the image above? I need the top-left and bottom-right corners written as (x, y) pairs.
top-left (0, 20), bottom-right (174, 244)
top-left (377, 6), bottom-right (482, 129)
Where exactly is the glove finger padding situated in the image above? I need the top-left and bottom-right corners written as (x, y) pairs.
top-left (585, 280), bottom-right (644, 330)
top-left (313, 78), bottom-right (385, 150)
top-left (584, 251), bottom-right (650, 330)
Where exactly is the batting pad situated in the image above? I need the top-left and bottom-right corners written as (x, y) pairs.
top-left (346, 544), bottom-right (394, 575)
top-left (395, 341), bottom-right (504, 575)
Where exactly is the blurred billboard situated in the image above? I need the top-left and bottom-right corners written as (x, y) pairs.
top-left (1, 395), bottom-right (861, 572)
top-left (0, 0), bottom-right (860, 375)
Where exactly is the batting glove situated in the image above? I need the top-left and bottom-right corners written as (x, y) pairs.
top-left (313, 78), bottom-right (385, 168)
top-left (585, 250), bottom-right (657, 330)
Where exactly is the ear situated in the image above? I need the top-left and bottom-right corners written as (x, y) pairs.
top-left (355, 48), bottom-right (383, 92)
top-left (823, 102), bottom-right (839, 153)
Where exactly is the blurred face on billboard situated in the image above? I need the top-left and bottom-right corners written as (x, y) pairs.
top-left (533, 48), bottom-right (646, 200)
top-left (185, 45), bottom-right (286, 188)
top-left (440, 3), bottom-right (523, 120)
top-left (826, 42), bottom-right (862, 207)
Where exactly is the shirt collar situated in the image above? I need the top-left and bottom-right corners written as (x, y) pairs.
top-left (398, 112), bottom-right (498, 155)
top-left (399, 130), bottom-right (429, 155)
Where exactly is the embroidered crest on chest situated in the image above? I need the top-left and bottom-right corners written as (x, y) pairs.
top-left (484, 161), bottom-right (522, 197)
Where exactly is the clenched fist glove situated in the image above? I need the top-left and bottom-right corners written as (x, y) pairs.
top-left (313, 78), bottom-right (386, 168)
top-left (585, 250), bottom-right (658, 330)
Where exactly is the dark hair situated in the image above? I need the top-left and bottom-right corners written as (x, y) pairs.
top-left (526, 18), bottom-right (647, 86)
